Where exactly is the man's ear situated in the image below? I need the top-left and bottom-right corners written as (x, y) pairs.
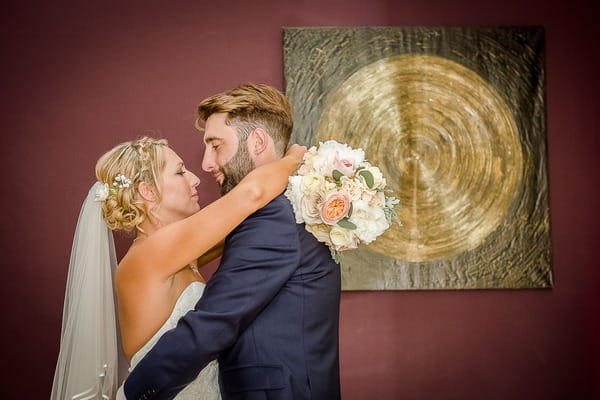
top-left (248, 127), bottom-right (270, 156)
top-left (137, 182), bottom-right (158, 202)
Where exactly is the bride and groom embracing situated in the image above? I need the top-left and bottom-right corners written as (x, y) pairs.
top-left (51, 84), bottom-right (341, 400)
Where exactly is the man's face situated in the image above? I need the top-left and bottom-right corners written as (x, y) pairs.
top-left (201, 113), bottom-right (255, 195)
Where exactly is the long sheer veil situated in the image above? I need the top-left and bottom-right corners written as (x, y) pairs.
top-left (51, 182), bottom-right (119, 399)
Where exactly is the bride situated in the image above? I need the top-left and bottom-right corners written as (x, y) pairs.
top-left (51, 136), bottom-right (305, 399)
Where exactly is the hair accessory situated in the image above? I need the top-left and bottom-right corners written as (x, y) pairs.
top-left (94, 183), bottom-right (110, 202)
top-left (113, 173), bottom-right (132, 189)
top-left (93, 173), bottom-right (131, 202)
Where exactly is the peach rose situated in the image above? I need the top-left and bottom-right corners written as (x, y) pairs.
top-left (320, 191), bottom-right (351, 225)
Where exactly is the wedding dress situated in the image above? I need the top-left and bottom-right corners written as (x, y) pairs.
top-left (122, 281), bottom-right (221, 399)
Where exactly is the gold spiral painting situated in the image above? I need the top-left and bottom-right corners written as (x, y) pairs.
top-left (317, 54), bottom-right (523, 262)
top-left (284, 27), bottom-right (552, 290)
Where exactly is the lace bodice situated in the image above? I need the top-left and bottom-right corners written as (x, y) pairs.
top-left (128, 281), bottom-right (220, 399)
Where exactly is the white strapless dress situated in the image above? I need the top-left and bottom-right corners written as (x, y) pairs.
top-left (120, 281), bottom-right (221, 399)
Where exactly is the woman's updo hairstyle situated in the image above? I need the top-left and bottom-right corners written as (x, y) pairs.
top-left (95, 136), bottom-right (169, 233)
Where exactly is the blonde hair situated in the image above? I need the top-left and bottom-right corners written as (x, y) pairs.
top-left (197, 83), bottom-right (293, 155)
top-left (95, 136), bottom-right (169, 233)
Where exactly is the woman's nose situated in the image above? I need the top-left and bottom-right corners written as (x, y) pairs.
top-left (190, 172), bottom-right (200, 187)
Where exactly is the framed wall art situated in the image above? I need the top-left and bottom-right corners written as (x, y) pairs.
top-left (283, 26), bottom-right (552, 290)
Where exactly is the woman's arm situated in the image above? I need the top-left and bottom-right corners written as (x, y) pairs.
top-left (118, 144), bottom-right (306, 281)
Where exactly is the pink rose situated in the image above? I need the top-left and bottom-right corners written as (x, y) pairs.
top-left (333, 158), bottom-right (355, 177)
top-left (320, 191), bottom-right (351, 224)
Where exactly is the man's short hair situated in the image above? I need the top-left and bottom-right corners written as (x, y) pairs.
top-left (197, 83), bottom-right (293, 155)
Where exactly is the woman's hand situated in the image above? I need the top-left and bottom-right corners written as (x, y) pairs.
top-left (285, 144), bottom-right (307, 164)
top-left (216, 143), bottom-right (307, 215)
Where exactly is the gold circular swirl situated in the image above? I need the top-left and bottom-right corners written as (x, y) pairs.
top-left (317, 54), bottom-right (523, 262)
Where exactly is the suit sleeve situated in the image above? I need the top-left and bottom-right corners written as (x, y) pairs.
top-left (123, 197), bottom-right (300, 400)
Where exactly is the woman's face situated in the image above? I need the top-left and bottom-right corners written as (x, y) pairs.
top-left (153, 147), bottom-right (201, 225)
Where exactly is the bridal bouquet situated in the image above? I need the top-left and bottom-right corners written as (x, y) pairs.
top-left (285, 140), bottom-right (400, 263)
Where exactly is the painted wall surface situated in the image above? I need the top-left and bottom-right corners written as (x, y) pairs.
top-left (1, 0), bottom-right (598, 398)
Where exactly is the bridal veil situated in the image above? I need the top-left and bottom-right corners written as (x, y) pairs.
top-left (51, 182), bottom-right (119, 399)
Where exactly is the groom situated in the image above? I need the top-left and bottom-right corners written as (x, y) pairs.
top-left (122, 83), bottom-right (341, 400)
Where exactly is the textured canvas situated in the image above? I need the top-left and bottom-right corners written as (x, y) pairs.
top-left (283, 27), bottom-right (552, 290)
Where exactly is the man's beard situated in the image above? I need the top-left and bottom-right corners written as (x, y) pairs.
top-left (219, 142), bottom-right (255, 195)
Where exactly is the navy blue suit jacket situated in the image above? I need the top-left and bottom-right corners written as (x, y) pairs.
top-left (124, 195), bottom-right (341, 400)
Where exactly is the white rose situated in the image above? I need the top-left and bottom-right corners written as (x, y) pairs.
top-left (284, 176), bottom-right (305, 223)
top-left (305, 223), bottom-right (332, 246)
top-left (365, 166), bottom-right (386, 189)
top-left (313, 140), bottom-right (366, 177)
top-left (320, 140), bottom-right (365, 163)
top-left (301, 190), bottom-right (325, 225)
top-left (310, 153), bottom-right (335, 177)
top-left (340, 176), bottom-right (366, 202)
top-left (349, 199), bottom-right (391, 243)
top-left (300, 173), bottom-right (326, 194)
top-left (368, 190), bottom-right (386, 208)
top-left (297, 163), bottom-right (311, 176)
top-left (298, 146), bottom-right (319, 175)
top-left (329, 226), bottom-right (358, 250)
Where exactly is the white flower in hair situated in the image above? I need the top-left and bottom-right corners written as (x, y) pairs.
top-left (94, 183), bottom-right (110, 202)
top-left (113, 173), bottom-right (132, 189)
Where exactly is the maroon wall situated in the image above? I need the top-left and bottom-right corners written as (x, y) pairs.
top-left (1, 0), bottom-right (598, 398)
